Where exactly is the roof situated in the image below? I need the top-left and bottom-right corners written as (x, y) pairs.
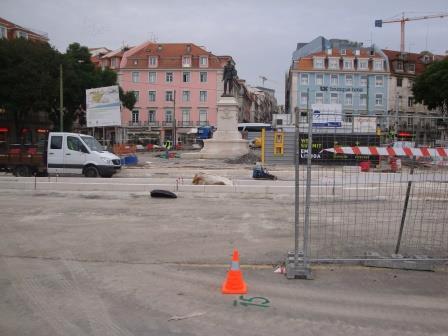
top-left (293, 48), bottom-right (384, 71)
top-left (119, 42), bottom-right (231, 69)
top-left (0, 16), bottom-right (49, 41)
top-left (382, 49), bottom-right (447, 76)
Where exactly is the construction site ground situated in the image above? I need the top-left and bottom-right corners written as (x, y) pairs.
top-left (0, 151), bottom-right (447, 336)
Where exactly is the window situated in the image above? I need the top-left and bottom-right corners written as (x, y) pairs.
top-left (182, 56), bottom-right (191, 67)
top-left (345, 75), bottom-right (353, 86)
top-left (199, 91), bottom-right (207, 102)
top-left (329, 58), bottom-right (339, 69)
top-left (148, 71), bottom-right (156, 83)
top-left (165, 91), bottom-right (173, 101)
top-left (200, 71), bottom-right (208, 83)
top-left (330, 93), bottom-right (338, 104)
top-left (345, 93), bottom-right (353, 105)
top-left (183, 71), bottom-right (190, 83)
top-left (360, 75), bottom-right (367, 86)
top-left (343, 59), bottom-right (353, 69)
top-left (200, 56), bottom-right (208, 67)
top-left (182, 109), bottom-right (190, 122)
top-left (199, 109), bottom-right (208, 125)
top-left (149, 56), bottom-right (157, 66)
top-left (132, 72), bottom-right (139, 83)
top-left (360, 93), bottom-right (367, 106)
top-left (133, 60), bottom-right (138, 65)
top-left (341, 48), bottom-right (346, 55)
top-left (396, 61), bottom-right (403, 71)
top-left (374, 60), bottom-right (383, 71)
top-left (315, 92), bottom-right (324, 104)
top-left (0, 26), bottom-right (7, 39)
top-left (132, 110), bottom-right (139, 123)
top-left (313, 57), bottom-right (324, 69)
top-left (300, 74), bottom-right (309, 85)
top-left (315, 74), bottom-right (323, 85)
top-left (16, 31), bottom-right (28, 39)
top-left (345, 114), bottom-right (353, 122)
top-left (375, 75), bottom-right (383, 87)
top-left (148, 91), bottom-right (156, 102)
top-left (397, 78), bottom-right (402, 87)
top-left (408, 64), bottom-right (415, 73)
top-left (110, 58), bottom-right (117, 68)
top-left (148, 110), bottom-right (156, 122)
top-left (165, 110), bottom-right (173, 122)
top-left (300, 92), bottom-right (308, 105)
top-left (50, 136), bottom-right (63, 149)
top-left (182, 90), bottom-right (190, 102)
top-left (166, 72), bottom-right (173, 82)
top-left (375, 94), bottom-right (383, 106)
top-left (358, 59), bottom-right (368, 70)
top-left (330, 74), bottom-right (338, 85)
top-left (132, 91), bottom-right (139, 102)
top-left (67, 136), bottom-right (86, 152)
top-left (408, 97), bottom-right (414, 108)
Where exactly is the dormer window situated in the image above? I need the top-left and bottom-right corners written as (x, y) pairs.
top-left (328, 58), bottom-right (339, 69)
top-left (182, 56), bottom-right (191, 67)
top-left (358, 59), bottom-right (368, 70)
top-left (408, 63), bottom-right (415, 73)
top-left (341, 48), bottom-right (346, 55)
top-left (374, 60), bottom-right (383, 71)
top-left (148, 56), bottom-right (158, 67)
top-left (16, 30), bottom-right (28, 39)
top-left (343, 58), bottom-right (353, 70)
top-left (313, 57), bottom-right (324, 69)
top-left (133, 59), bottom-right (138, 65)
top-left (0, 26), bottom-right (6, 39)
top-left (396, 61), bottom-right (403, 71)
top-left (199, 56), bottom-right (208, 67)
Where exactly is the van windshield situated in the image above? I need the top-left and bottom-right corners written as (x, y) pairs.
top-left (81, 136), bottom-right (103, 152)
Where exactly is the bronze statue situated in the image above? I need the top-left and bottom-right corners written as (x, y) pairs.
top-left (222, 60), bottom-right (237, 96)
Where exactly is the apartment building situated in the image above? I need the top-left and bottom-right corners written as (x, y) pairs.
top-left (0, 16), bottom-right (48, 43)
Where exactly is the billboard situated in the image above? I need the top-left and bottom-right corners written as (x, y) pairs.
top-left (311, 104), bottom-right (342, 127)
top-left (353, 116), bottom-right (377, 133)
top-left (86, 85), bottom-right (121, 127)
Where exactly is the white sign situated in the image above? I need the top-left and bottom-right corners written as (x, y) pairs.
top-left (311, 103), bottom-right (342, 127)
top-left (353, 116), bottom-right (377, 133)
top-left (86, 85), bottom-right (121, 127)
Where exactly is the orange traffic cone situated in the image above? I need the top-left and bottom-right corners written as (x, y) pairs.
top-left (222, 249), bottom-right (247, 294)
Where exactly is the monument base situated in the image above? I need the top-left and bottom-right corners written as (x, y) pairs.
top-left (183, 138), bottom-right (249, 159)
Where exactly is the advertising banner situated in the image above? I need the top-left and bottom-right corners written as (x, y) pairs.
top-left (353, 116), bottom-right (377, 133)
top-left (311, 103), bottom-right (342, 127)
top-left (86, 85), bottom-right (121, 127)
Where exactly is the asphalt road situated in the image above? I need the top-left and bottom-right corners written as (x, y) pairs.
top-left (0, 188), bottom-right (447, 335)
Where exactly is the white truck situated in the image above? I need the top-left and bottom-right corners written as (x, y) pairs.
top-left (0, 132), bottom-right (122, 177)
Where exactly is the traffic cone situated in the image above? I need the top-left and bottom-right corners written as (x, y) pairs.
top-left (222, 249), bottom-right (247, 294)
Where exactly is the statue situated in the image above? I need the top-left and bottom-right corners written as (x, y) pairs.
top-left (222, 60), bottom-right (237, 96)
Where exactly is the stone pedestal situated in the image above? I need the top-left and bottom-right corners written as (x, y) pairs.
top-left (183, 96), bottom-right (249, 159)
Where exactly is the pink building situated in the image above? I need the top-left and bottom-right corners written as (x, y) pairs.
top-left (100, 42), bottom-right (232, 145)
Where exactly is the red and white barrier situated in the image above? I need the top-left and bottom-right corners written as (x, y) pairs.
top-left (323, 146), bottom-right (448, 158)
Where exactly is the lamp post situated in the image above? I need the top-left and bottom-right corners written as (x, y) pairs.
top-left (59, 64), bottom-right (63, 132)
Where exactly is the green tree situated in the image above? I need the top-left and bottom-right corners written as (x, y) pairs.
top-left (412, 59), bottom-right (448, 116)
top-left (119, 86), bottom-right (137, 111)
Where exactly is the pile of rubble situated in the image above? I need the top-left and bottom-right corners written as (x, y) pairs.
top-left (225, 151), bottom-right (261, 164)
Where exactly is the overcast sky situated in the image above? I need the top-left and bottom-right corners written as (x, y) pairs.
top-left (1, 0), bottom-right (447, 104)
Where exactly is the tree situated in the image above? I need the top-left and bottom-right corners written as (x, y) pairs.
top-left (412, 59), bottom-right (448, 116)
top-left (119, 87), bottom-right (137, 111)
top-left (0, 38), bottom-right (60, 139)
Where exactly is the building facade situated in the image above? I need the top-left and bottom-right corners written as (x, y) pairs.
top-left (95, 42), bottom-right (232, 145)
top-left (287, 37), bottom-right (390, 129)
top-left (383, 50), bottom-right (447, 145)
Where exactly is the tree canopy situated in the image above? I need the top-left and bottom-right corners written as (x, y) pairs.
top-left (412, 59), bottom-right (448, 116)
top-left (0, 39), bottom-right (136, 135)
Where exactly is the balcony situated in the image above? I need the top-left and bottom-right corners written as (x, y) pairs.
top-left (196, 121), bottom-right (210, 126)
top-left (177, 121), bottom-right (194, 127)
top-left (162, 121), bottom-right (174, 127)
top-left (128, 121), bottom-right (161, 127)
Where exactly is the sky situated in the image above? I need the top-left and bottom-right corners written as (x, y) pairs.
top-left (1, 0), bottom-right (447, 105)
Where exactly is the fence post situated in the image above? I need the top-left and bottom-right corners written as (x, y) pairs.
top-left (395, 157), bottom-right (415, 254)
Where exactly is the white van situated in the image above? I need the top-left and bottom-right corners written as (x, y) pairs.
top-left (47, 132), bottom-right (121, 177)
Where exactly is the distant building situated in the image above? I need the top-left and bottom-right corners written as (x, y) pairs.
top-left (383, 49), bottom-right (447, 144)
top-left (91, 42), bottom-right (232, 145)
top-left (0, 17), bottom-right (49, 43)
top-left (286, 36), bottom-right (389, 129)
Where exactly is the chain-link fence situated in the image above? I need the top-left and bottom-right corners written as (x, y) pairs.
top-left (266, 114), bottom-right (448, 263)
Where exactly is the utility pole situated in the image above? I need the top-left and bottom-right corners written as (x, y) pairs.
top-left (395, 93), bottom-right (400, 142)
top-left (173, 90), bottom-right (176, 148)
top-left (59, 64), bottom-right (63, 132)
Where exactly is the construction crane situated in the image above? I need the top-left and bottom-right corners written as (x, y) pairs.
top-left (375, 12), bottom-right (448, 52)
top-left (259, 76), bottom-right (277, 87)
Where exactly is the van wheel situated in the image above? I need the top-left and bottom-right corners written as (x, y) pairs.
top-left (84, 166), bottom-right (99, 178)
top-left (14, 165), bottom-right (31, 177)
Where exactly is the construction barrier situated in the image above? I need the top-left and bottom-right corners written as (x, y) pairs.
top-left (112, 144), bottom-right (136, 156)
